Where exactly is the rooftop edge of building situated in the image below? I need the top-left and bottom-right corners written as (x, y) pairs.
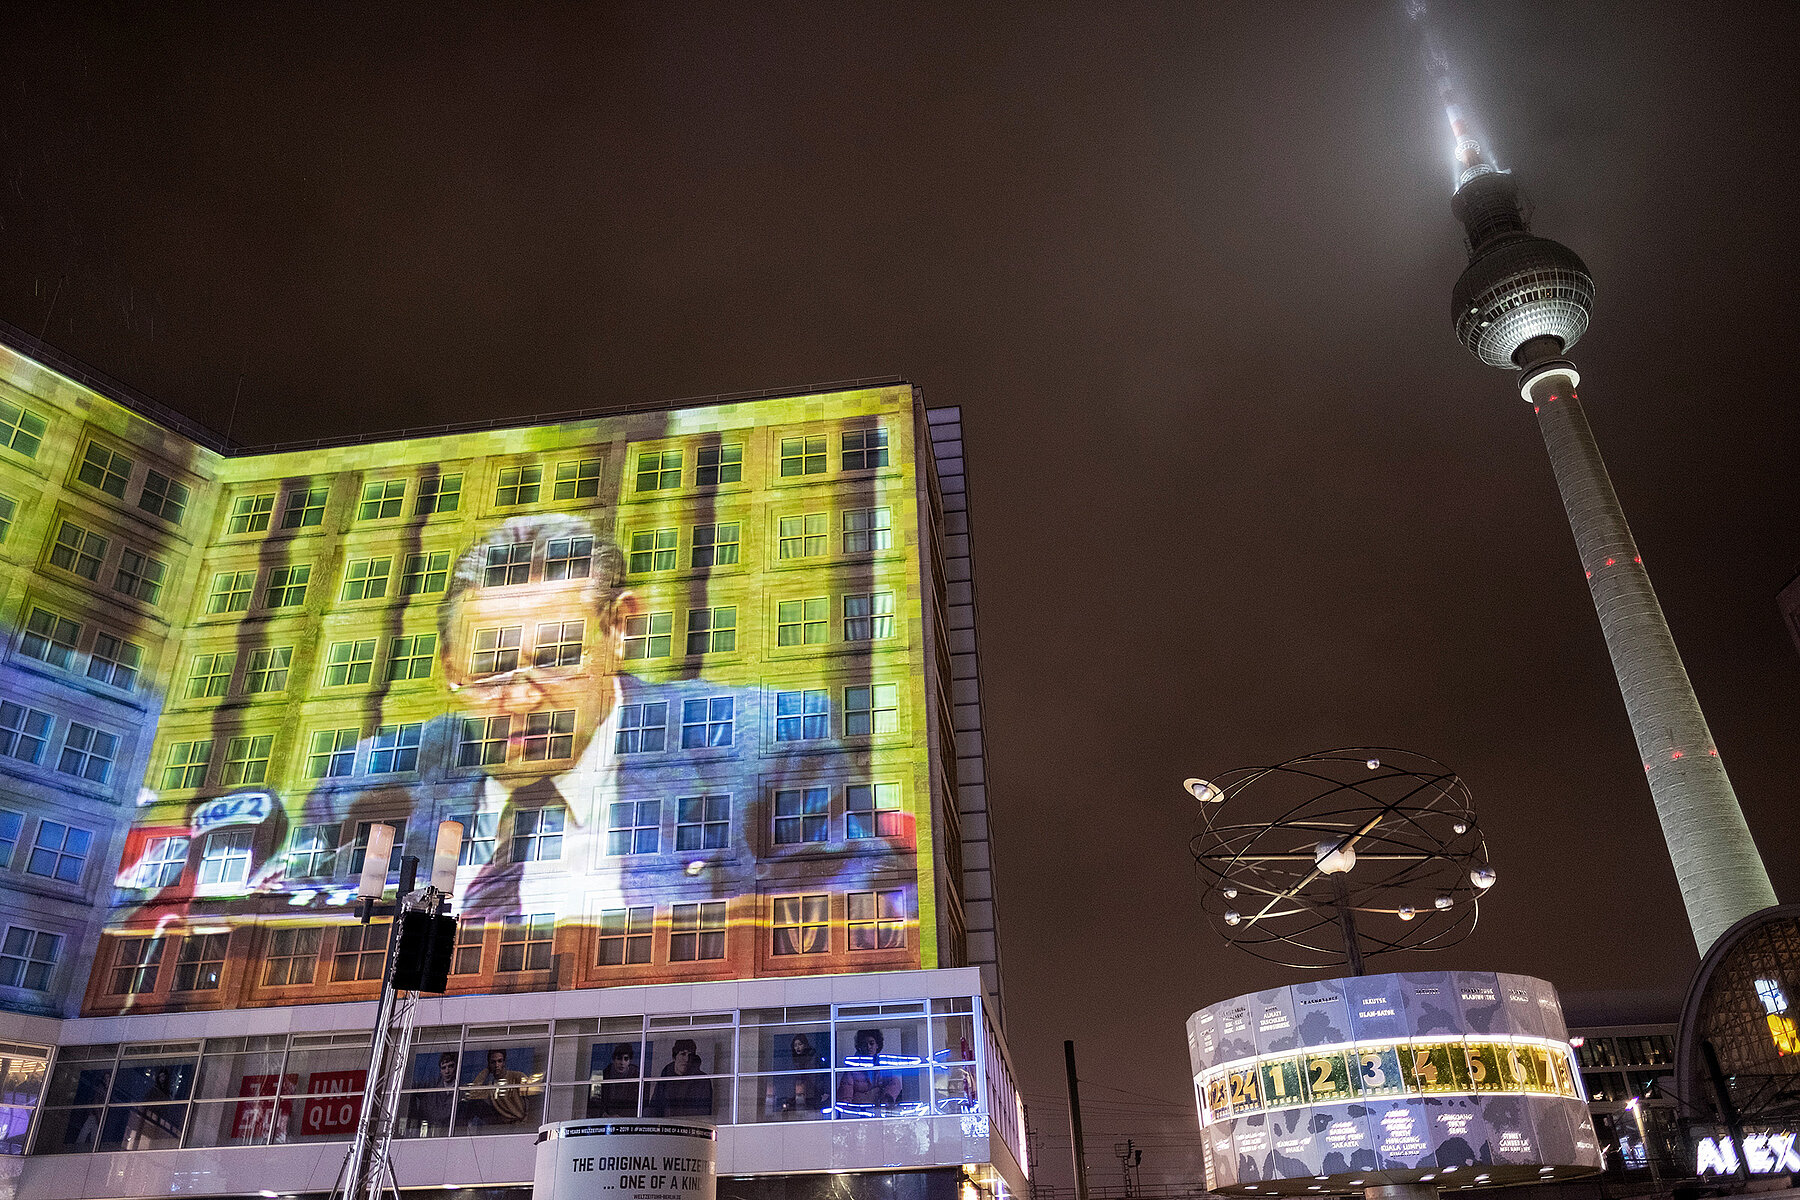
top-left (1, 317), bottom-right (914, 456)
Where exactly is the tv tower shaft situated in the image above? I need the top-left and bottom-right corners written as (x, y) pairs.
top-left (1520, 355), bottom-right (1776, 953)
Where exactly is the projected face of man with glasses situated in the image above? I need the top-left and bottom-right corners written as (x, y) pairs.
top-left (437, 514), bottom-right (639, 806)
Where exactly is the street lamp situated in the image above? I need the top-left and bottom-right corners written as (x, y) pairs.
top-left (1626, 1096), bottom-right (1662, 1188)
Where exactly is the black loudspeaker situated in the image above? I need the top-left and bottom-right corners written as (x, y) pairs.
top-left (392, 912), bottom-right (457, 992)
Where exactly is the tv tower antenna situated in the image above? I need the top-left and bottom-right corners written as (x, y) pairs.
top-left (1408, 2), bottom-right (1775, 952)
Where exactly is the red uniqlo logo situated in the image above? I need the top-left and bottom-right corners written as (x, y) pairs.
top-left (301, 1071), bottom-right (366, 1135)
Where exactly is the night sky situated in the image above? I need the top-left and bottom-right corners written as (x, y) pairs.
top-left (5, 2), bottom-right (1798, 1188)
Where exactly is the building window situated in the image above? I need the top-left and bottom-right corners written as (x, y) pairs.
top-left (20, 607), bottom-right (81, 668)
top-left (498, 913), bottom-right (554, 972)
top-left (471, 626), bottom-right (523, 676)
top-left (675, 794), bottom-right (729, 852)
top-left (779, 436), bottom-right (826, 477)
top-left (0, 702), bottom-right (53, 765)
top-left (281, 486), bottom-right (329, 529)
top-left (546, 536), bottom-right (592, 581)
top-left (323, 640), bottom-right (384, 696)
top-left (696, 443), bottom-right (742, 486)
top-left (205, 570), bottom-right (254, 614)
top-left (844, 591), bottom-right (895, 641)
top-left (0, 810), bottom-right (18, 865)
top-left (340, 557), bottom-right (391, 601)
top-left (848, 890), bottom-right (906, 950)
top-left (227, 493), bottom-right (274, 534)
top-left (680, 697), bottom-right (733, 748)
top-left (522, 710), bottom-right (576, 761)
top-left (553, 458), bottom-right (602, 500)
top-left (845, 684), bottom-right (899, 735)
top-left (628, 528), bottom-right (678, 573)
top-left (114, 548), bottom-right (167, 604)
top-left (401, 551), bottom-right (451, 595)
top-left (607, 801), bottom-right (660, 855)
top-left (139, 470), bottom-right (189, 523)
top-left (58, 723), bottom-right (118, 783)
top-left (307, 728), bottom-right (359, 778)
top-left (324, 639), bottom-right (378, 687)
top-left (534, 620), bottom-right (585, 668)
top-left (0, 926), bottom-right (62, 990)
top-left (846, 782), bottom-right (904, 838)
top-left (134, 836), bottom-right (190, 888)
top-left (245, 646), bottom-right (293, 693)
top-left (198, 829), bottom-right (254, 887)
top-left (616, 703), bottom-right (667, 754)
top-left (777, 598), bottom-right (829, 646)
top-left (87, 633), bottom-right (143, 690)
top-left (264, 928), bottom-right (321, 987)
top-left (495, 465), bottom-right (543, 506)
top-left (777, 513), bottom-right (827, 559)
top-left (844, 507), bottom-right (892, 553)
top-left (686, 607), bottom-right (736, 655)
top-left (0, 398), bottom-right (47, 458)
top-left (173, 932), bottom-right (228, 991)
top-left (110, 937), bottom-right (164, 995)
top-left (484, 542), bottom-right (532, 586)
top-left (348, 821), bottom-right (405, 877)
top-left (287, 823), bottom-right (340, 879)
top-left (368, 723), bottom-right (423, 774)
top-left (357, 480), bottom-right (406, 520)
top-left (50, 520), bottom-right (108, 580)
top-left (78, 442), bottom-right (133, 497)
top-left (222, 735), bottom-right (274, 786)
top-left (459, 813), bottom-right (498, 866)
top-left (670, 901), bottom-right (726, 961)
top-left (28, 820), bottom-right (92, 883)
top-left (842, 427), bottom-right (889, 470)
top-left (775, 690), bottom-right (828, 741)
top-left (635, 450), bottom-right (682, 492)
top-left (513, 807), bottom-right (566, 862)
top-left (160, 739), bottom-right (213, 789)
top-left (0, 493), bottom-right (14, 541)
top-left (333, 922), bottom-right (389, 982)
top-left (451, 920), bottom-right (483, 974)
top-left (772, 895), bottom-right (829, 956)
top-left (692, 522), bottom-right (740, 568)
top-left (458, 716), bottom-right (510, 767)
top-left (598, 907), bottom-right (653, 966)
top-left (416, 473), bottom-right (462, 514)
top-left (386, 633), bottom-right (437, 682)
top-left (263, 564), bottom-right (311, 608)
top-left (623, 612), bottom-right (671, 660)
top-left (774, 787), bottom-right (829, 845)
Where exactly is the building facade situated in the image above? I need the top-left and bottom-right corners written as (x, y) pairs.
top-left (0, 330), bottom-right (1021, 1200)
top-left (1569, 1023), bottom-right (1680, 1181)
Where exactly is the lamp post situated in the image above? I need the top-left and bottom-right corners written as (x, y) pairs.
top-left (1627, 1096), bottom-right (1662, 1189)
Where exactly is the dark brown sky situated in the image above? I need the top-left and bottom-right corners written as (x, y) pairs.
top-left (5, 2), bottom-right (1798, 1188)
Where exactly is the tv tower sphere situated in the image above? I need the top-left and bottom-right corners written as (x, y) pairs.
top-left (1449, 175), bottom-right (1594, 368)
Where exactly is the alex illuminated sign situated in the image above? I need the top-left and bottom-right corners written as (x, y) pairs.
top-left (1694, 1133), bottom-right (1800, 1176)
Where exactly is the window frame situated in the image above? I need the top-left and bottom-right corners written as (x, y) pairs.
top-left (356, 479), bottom-right (407, 521)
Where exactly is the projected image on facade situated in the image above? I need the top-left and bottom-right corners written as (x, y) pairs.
top-left (0, 386), bottom-right (942, 1018)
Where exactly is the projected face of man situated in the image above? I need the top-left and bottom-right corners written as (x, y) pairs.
top-left (440, 517), bottom-right (636, 786)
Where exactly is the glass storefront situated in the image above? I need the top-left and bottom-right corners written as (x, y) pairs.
top-left (25, 995), bottom-right (1002, 1154)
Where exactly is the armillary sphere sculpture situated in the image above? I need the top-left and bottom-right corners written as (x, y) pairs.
top-left (1187, 747), bottom-right (1495, 973)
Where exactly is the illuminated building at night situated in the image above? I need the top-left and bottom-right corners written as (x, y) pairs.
top-left (0, 324), bottom-right (1023, 1200)
top-left (1418, 4), bottom-right (1776, 955)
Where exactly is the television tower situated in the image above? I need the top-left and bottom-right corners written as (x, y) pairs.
top-left (1414, 5), bottom-right (1776, 953)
